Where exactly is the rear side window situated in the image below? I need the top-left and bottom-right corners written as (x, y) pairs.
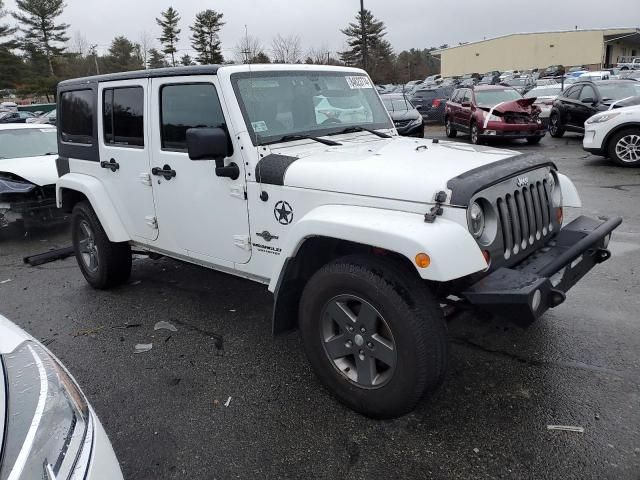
top-left (103, 87), bottom-right (144, 147)
top-left (450, 90), bottom-right (462, 102)
top-left (564, 86), bottom-right (581, 100)
top-left (60, 90), bottom-right (94, 144)
top-left (160, 83), bottom-right (226, 151)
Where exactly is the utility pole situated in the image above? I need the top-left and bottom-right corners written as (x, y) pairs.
top-left (360, 0), bottom-right (367, 71)
top-left (90, 45), bottom-right (100, 75)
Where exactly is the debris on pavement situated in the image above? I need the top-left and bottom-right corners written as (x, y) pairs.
top-left (224, 396), bottom-right (232, 407)
top-left (72, 326), bottom-right (105, 337)
top-left (214, 399), bottom-right (220, 407)
top-left (112, 323), bottom-right (142, 330)
top-left (134, 343), bottom-right (153, 354)
top-left (473, 448), bottom-right (480, 454)
top-left (0, 279), bottom-right (12, 284)
top-left (154, 321), bottom-right (178, 332)
top-left (130, 280), bottom-right (142, 286)
top-left (547, 425), bottom-right (585, 433)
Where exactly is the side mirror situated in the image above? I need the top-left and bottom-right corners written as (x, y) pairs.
top-left (581, 97), bottom-right (595, 104)
top-left (186, 127), bottom-right (239, 180)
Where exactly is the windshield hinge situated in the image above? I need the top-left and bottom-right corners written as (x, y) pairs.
top-left (230, 184), bottom-right (247, 200)
top-left (234, 235), bottom-right (251, 250)
top-left (424, 191), bottom-right (447, 223)
top-left (145, 216), bottom-right (158, 229)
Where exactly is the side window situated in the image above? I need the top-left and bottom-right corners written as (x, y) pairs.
top-left (565, 86), bottom-right (582, 100)
top-left (462, 90), bottom-right (472, 104)
top-left (160, 83), bottom-right (226, 151)
top-left (60, 89), bottom-right (94, 144)
top-left (450, 90), bottom-right (461, 103)
top-left (103, 87), bottom-right (144, 147)
top-left (579, 86), bottom-right (596, 102)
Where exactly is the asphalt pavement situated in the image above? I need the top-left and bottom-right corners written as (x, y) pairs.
top-left (1, 126), bottom-right (639, 479)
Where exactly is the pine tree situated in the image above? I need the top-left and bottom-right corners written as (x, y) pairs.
top-left (156, 6), bottom-right (180, 67)
top-left (106, 36), bottom-right (143, 72)
top-left (179, 53), bottom-right (194, 66)
top-left (0, 0), bottom-right (17, 49)
top-left (148, 48), bottom-right (167, 69)
top-left (190, 9), bottom-right (224, 65)
top-left (13, 0), bottom-right (69, 76)
top-left (340, 8), bottom-right (392, 81)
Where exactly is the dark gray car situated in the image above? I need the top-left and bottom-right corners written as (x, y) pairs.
top-left (380, 94), bottom-right (424, 137)
top-left (410, 86), bottom-right (454, 124)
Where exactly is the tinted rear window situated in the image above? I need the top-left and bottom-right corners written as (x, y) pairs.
top-left (60, 90), bottom-right (94, 144)
top-left (103, 87), bottom-right (144, 147)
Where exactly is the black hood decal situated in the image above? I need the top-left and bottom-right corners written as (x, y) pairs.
top-left (447, 153), bottom-right (556, 206)
top-left (255, 154), bottom-right (299, 186)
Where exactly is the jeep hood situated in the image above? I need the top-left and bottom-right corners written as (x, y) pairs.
top-left (262, 136), bottom-right (519, 205)
top-left (0, 155), bottom-right (58, 188)
top-left (479, 97), bottom-right (537, 114)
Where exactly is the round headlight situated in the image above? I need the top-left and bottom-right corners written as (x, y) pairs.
top-left (469, 202), bottom-right (485, 238)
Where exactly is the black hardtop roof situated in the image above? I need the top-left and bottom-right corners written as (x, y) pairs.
top-left (58, 65), bottom-right (221, 88)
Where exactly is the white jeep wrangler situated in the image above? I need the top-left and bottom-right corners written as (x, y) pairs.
top-left (55, 65), bottom-right (621, 418)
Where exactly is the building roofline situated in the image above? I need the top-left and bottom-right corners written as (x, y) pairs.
top-left (433, 27), bottom-right (640, 54)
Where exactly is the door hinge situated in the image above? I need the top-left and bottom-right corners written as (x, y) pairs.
top-left (139, 173), bottom-right (152, 186)
top-left (233, 235), bottom-right (251, 250)
top-left (145, 216), bottom-right (158, 229)
top-left (230, 184), bottom-right (247, 200)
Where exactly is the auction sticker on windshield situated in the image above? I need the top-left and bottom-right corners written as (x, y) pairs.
top-left (346, 76), bottom-right (373, 89)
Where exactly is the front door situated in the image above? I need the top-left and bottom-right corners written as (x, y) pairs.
top-left (98, 80), bottom-right (158, 241)
top-left (149, 77), bottom-right (251, 265)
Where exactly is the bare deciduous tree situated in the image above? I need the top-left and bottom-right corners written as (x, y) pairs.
top-left (233, 34), bottom-right (264, 64)
top-left (69, 31), bottom-right (88, 56)
top-left (306, 44), bottom-right (331, 64)
top-left (138, 31), bottom-right (153, 68)
top-left (271, 34), bottom-right (302, 64)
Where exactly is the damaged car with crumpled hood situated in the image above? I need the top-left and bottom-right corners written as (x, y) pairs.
top-left (445, 85), bottom-right (546, 145)
top-left (0, 124), bottom-right (68, 230)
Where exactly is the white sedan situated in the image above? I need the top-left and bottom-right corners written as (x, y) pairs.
top-left (0, 124), bottom-right (68, 229)
top-left (0, 314), bottom-right (123, 479)
top-left (583, 105), bottom-right (640, 167)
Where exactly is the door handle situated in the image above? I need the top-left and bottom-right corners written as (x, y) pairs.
top-left (100, 159), bottom-right (120, 172)
top-left (152, 164), bottom-right (177, 180)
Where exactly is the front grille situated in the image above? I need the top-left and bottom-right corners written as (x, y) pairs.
top-left (495, 179), bottom-right (554, 259)
top-left (394, 119), bottom-right (411, 127)
top-left (503, 113), bottom-right (532, 124)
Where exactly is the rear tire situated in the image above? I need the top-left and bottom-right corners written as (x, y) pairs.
top-left (72, 201), bottom-right (132, 289)
top-left (445, 117), bottom-right (457, 138)
top-left (607, 128), bottom-right (640, 167)
top-left (299, 255), bottom-right (448, 419)
top-left (549, 112), bottom-right (565, 138)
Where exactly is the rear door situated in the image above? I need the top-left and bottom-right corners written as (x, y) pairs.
top-left (97, 80), bottom-right (158, 241)
top-left (558, 85), bottom-right (582, 128)
top-left (458, 89), bottom-right (473, 131)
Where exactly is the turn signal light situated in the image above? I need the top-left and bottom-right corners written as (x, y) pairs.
top-left (415, 253), bottom-right (431, 269)
top-left (556, 207), bottom-right (564, 225)
top-left (482, 250), bottom-right (491, 265)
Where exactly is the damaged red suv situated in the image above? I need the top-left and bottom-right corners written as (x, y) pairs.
top-left (444, 85), bottom-right (546, 144)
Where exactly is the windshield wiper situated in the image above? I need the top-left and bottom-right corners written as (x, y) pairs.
top-left (329, 126), bottom-right (392, 139)
top-left (262, 134), bottom-right (342, 146)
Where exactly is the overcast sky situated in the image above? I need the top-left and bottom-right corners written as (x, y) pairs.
top-left (3, 0), bottom-right (639, 60)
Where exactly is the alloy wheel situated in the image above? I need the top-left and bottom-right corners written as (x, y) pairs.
top-left (549, 116), bottom-right (558, 135)
top-left (471, 124), bottom-right (478, 144)
top-left (78, 220), bottom-right (99, 273)
top-left (615, 134), bottom-right (640, 163)
top-left (320, 294), bottom-right (397, 388)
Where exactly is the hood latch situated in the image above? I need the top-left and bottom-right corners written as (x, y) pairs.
top-left (424, 191), bottom-right (447, 223)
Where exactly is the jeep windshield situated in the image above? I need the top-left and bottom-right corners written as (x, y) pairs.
top-left (0, 128), bottom-right (57, 160)
top-left (474, 89), bottom-right (523, 107)
top-left (232, 71), bottom-right (393, 146)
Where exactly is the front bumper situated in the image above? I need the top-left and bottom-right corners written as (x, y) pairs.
top-left (85, 411), bottom-right (124, 479)
top-left (463, 215), bottom-right (622, 326)
top-left (0, 197), bottom-right (69, 228)
top-left (582, 128), bottom-right (606, 154)
top-left (396, 121), bottom-right (425, 137)
top-left (480, 120), bottom-right (546, 139)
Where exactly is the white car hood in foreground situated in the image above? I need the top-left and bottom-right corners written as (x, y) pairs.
top-left (0, 155), bottom-right (58, 186)
top-left (0, 314), bottom-right (31, 354)
top-left (269, 136), bottom-right (518, 204)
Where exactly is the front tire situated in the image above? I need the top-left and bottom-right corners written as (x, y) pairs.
top-left (470, 121), bottom-right (481, 144)
top-left (445, 117), bottom-right (457, 138)
top-left (299, 255), bottom-right (448, 419)
top-left (72, 201), bottom-right (132, 289)
top-left (608, 128), bottom-right (640, 167)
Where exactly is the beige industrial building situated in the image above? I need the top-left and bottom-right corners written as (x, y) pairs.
top-left (435, 27), bottom-right (640, 77)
